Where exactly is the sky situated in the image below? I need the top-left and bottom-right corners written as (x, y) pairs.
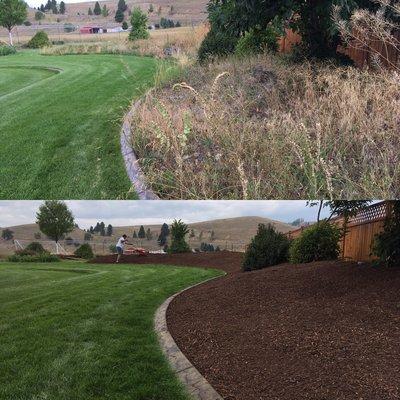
top-left (28, 0), bottom-right (87, 7)
top-left (0, 201), bottom-right (330, 229)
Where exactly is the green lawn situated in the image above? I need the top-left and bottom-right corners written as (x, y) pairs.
top-left (0, 51), bottom-right (158, 199)
top-left (0, 261), bottom-right (222, 400)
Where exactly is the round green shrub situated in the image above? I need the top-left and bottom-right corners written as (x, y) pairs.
top-left (289, 222), bottom-right (341, 264)
top-left (0, 45), bottom-right (16, 56)
top-left (243, 223), bottom-right (290, 272)
top-left (74, 243), bottom-right (94, 259)
top-left (25, 242), bottom-right (46, 254)
top-left (235, 26), bottom-right (279, 57)
top-left (27, 31), bottom-right (50, 49)
top-left (198, 29), bottom-right (238, 62)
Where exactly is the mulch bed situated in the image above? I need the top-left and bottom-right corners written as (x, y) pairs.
top-left (167, 261), bottom-right (400, 400)
top-left (91, 251), bottom-right (244, 275)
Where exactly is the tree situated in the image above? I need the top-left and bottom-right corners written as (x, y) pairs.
top-left (169, 219), bottom-right (190, 253)
top-left (88, 7), bottom-right (93, 15)
top-left (93, 1), bottom-right (101, 15)
top-left (1, 228), bottom-right (14, 241)
top-left (160, 223), bottom-right (170, 237)
top-left (99, 222), bottom-right (106, 237)
top-left (117, 0), bottom-right (127, 12)
top-left (374, 201), bottom-right (400, 267)
top-left (59, 0), bottom-right (65, 14)
top-left (101, 4), bottom-right (108, 17)
top-left (106, 224), bottom-right (113, 236)
top-left (0, 0), bottom-right (28, 45)
top-left (146, 228), bottom-right (153, 240)
top-left (138, 225), bottom-right (146, 239)
top-left (36, 200), bottom-right (75, 244)
top-left (157, 5), bottom-right (161, 15)
top-left (129, 7), bottom-right (149, 40)
top-left (243, 224), bottom-right (290, 271)
top-left (158, 223), bottom-right (169, 246)
top-left (148, 3), bottom-right (153, 13)
top-left (114, 8), bottom-right (124, 22)
top-left (291, 218), bottom-right (304, 226)
top-left (132, 230), bottom-right (137, 239)
top-left (169, 4), bottom-right (174, 15)
top-left (84, 232), bottom-right (92, 241)
top-left (35, 10), bottom-right (45, 20)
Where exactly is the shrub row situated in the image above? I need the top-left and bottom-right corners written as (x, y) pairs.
top-left (243, 222), bottom-right (341, 271)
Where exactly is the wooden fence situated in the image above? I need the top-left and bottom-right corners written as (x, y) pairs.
top-left (279, 28), bottom-right (400, 70)
top-left (286, 201), bottom-right (393, 262)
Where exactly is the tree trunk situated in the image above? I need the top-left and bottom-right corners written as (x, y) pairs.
top-left (8, 30), bottom-right (13, 46)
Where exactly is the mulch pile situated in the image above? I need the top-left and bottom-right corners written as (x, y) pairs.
top-left (167, 261), bottom-right (400, 400)
top-left (91, 251), bottom-right (244, 275)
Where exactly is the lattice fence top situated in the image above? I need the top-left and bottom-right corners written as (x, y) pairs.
top-left (345, 201), bottom-right (388, 226)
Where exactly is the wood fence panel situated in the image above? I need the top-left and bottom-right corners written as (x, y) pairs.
top-left (286, 202), bottom-right (392, 262)
top-left (280, 29), bottom-right (399, 70)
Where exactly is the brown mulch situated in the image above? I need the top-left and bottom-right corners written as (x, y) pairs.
top-left (91, 251), bottom-right (244, 275)
top-left (167, 261), bottom-right (400, 400)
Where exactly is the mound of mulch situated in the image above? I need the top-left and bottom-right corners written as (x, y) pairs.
top-left (167, 261), bottom-right (400, 400)
top-left (91, 251), bottom-right (244, 275)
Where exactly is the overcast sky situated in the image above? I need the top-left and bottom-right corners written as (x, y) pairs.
top-left (28, 0), bottom-right (89, 7)
top-left (0, 201), bottom-right (331, 229)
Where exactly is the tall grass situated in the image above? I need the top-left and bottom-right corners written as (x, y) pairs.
top-left (131, 54), bottom-right (400, 199)
top-left (39, 26), bottom-right (207, 61)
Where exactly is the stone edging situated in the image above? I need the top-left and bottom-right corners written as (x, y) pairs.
top-left (154, 276), bottom-right (225, 400)
top-left (120, 96), bottom-right (159, 200)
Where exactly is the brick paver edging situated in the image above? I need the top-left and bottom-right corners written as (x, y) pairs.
top-left (154, 276), bottom-right (225, 400)
top-left (120, 96), bottom-right (159, 200)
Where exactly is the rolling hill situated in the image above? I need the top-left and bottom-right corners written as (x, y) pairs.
top-left (0, 216), bottom-right (294, 256)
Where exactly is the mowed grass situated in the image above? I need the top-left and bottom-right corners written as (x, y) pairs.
top-left (0, 261), bottom-right (222, 399)
top-left (0, 51), bottom-right (159, 199)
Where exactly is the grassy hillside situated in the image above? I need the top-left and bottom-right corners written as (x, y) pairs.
top-left (0, 0), bottom-right (207, 42)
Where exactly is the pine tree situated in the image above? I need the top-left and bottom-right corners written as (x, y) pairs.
top-left (133, 230), bottom-right (137, 239)
top-left (117, 0), bottom-right (127, 12)
top-left (93, 1), bottom-right (101, 15)
top-left (129, 7), bottom-right (149, 40)
top-left (146, 228), bottom-right (153, 240)
top-left (114, 8), bottom-right (124, 22)
top-left (99, 222), bottom-right (106, 237)
top-left (88, 7), bottom-right (93, 15)
top-left (101, 4), bottom-right (108, 17)
top-left (59, 1), bottom-right (65, 14)
top-left (148, 3), bottom-right (153, 13)
top-left (106, 224), bottom-right (113, 236)
top-left (138, 225), bottom-right (146, 239)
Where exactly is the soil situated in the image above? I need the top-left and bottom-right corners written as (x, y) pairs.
top-left (167, 261), bottom-right (400, 400)
top-left (91, 251), bottom-right (244, 275)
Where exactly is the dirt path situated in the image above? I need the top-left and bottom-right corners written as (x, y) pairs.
top-left (167, 261), bottom-right (400, 400)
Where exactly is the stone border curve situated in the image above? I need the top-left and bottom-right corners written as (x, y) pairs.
top-left (120, 97), bottom-right (159, 200)
top-left (154, 276), bottom-right (225, 400)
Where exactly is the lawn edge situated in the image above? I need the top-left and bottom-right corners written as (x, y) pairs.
top-left (121, 94), bottom-right (159, 200)
top-left (154, 274), bottom-right (225, 400)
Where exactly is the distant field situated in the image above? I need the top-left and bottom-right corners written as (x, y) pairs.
top-left (0, 261), bottom-right (221, 399)
top-left (0, 51), bottom-right (160, 199)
